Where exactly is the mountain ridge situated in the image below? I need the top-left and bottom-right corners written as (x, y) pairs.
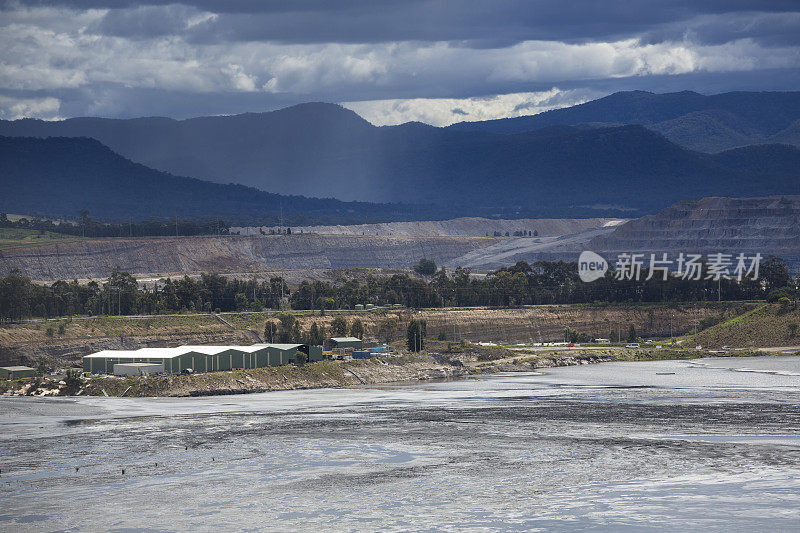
top-left (446, 90), bottom-right (800, 152)
top-left (2, 93), bottom-right (800, 216)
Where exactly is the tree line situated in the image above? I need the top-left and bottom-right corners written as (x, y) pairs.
top-left (0, 268), bottom-right (288, 321)
top-left (288, 256), bottom-right (795, 310)
top-left (0, 256), bottom-right (797, 323)
top-left (262, 314), bottom-right (365, 345)
top-left (1, 211), bottom-right (229, 238)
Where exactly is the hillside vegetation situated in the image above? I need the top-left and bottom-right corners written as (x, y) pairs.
top-left (1, 303), bottom-right (754, 367)
top-left (0, 227), bottom-right (85, 250)
top-left (690, 303), bottom-right (800, 348)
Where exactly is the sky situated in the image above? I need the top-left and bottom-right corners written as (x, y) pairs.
top-left (1, 0), bottom-right (799, 126)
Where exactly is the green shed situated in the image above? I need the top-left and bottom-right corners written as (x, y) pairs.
top-left (0, 366), bottom-right (36, 379)
top-left (82, 343), bottom-right (325, 376)
top-left (325, 337), bottom-right (363, 350)
top-left (82, 348), bottom-right (188, 375)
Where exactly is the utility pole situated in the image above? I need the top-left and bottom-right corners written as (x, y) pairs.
top-left (175, 214), bottom-right (178, 237)
top-left (670, 313), bottom-right (673, 344)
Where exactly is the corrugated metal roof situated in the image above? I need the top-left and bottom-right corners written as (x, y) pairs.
top-left (84, 347), bottom-right (186, 359)
top-left (83, 349), bottom-right (141, 359)
top-left (237, 344), bottom-right (271, 352)
top-left (266, 343), bottom-right (302, 350)
top-left (180, 345), bottom-right (244, 355)
top-left (329, 337), bottom-right (362, 342)
top-left (84, 343), bottom-right (309, 359)
top-left (134, 347), bottom-right (189, 358)
top-left (1, 366), bottom-right (35, 371)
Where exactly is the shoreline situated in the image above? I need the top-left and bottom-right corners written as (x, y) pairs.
top-left (1, 346), bottom-right (769, 398)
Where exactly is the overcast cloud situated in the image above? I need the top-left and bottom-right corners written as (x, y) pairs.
top-left (0, 1), bottom-right (798, 124)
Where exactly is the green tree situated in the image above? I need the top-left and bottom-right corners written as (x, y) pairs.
top-left (291, 321), bottom-right (302, 343)
top-left (0, 269), bottom-right (31, 321)
top-left (78, 209), bottom-right (90, 237)
top-left (627, 324), bottom-right (637, 342)
top-left (264, 321), bottom-right (278, 343)
top-left (407, 319), bottom-right (427, 352)
top-left (761, 255), bottom-right (791, 293)
top-left (106, 267), bottom-right (139, 315)
top-left (413, 258), bottom-right (437, 277)
top-left (308, 322), bottom-right (325, 346)
top-left (378, 318), bottom-right (398, 344)
top-left (330, 316), bottom-right (348, 336)
top-left (350, 318), bottom-right (364, 339)
top-left (276, 312), bottom-right (296, 343)
top-left (64, 368), bottom-right (82, 391)
top-left (788, 322), bottom-right (798, 338)
top-left (234, 292), bottom-right (249, 311)
top-left (293, 351), bottom-right (308, 366)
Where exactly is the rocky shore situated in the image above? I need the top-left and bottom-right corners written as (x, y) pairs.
top-left (1, 345), bottom-right (739, 398)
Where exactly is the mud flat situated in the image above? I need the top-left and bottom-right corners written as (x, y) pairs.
top-left (1, 356), bottom-right (799, 531)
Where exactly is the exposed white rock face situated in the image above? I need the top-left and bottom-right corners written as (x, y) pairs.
top-left (240, 217), bottom-right (622, 237)
top-left (588, 195), bottom-right (800, 268)
top-left (0, 234), bottom-right (500, 281)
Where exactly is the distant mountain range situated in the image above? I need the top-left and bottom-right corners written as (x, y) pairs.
top-left (2, 91), bottom-right (800, 220)
top-left (448, 90), bottom-right (800, 153)
top-left (1, 136), bottom-right (623, 224)
top-left (0, 136), bottom-right (418, 226)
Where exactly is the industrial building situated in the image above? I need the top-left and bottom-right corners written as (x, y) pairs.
top-left (113, 363), bottom-right (164, 376)
top-left (325, 337), bottom-right (363, 350)
top-left (83, 343), bottom-right (323, 375)
top-left (0, 366), bottom-right (36, 379)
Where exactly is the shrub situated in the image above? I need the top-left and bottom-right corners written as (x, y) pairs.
top-left (64, 368), bottom-right (82, 390)
top-left (330, 316), bottom-right (348, 336)
top-left (46, 326), bottom-right (54, 337)
top-left (627, 324), bottom-right (637, 342)
top-left (350, 319), bottom-right (364, 339)
top-left (57, 323), bottom-right (66, 335)
top-left (768, 289), bottom-right (795, 303)
top-left (699, 316), bottom-right (720, 330)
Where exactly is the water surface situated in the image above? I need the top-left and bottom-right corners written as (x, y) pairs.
top-left (1, 356), bottom-right (799, 531)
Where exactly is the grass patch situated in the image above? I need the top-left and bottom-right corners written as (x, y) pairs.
top-left (0, 227), bottom-right (86, 250)
top-left (689, 303), bottom-right (800, 348)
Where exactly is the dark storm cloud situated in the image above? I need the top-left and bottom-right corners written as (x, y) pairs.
top-left (1, 0), bottom-right (799, 123)
top-left (642, 11), bottom-right (800, 47)
top-left (90, 4), bottom-right (203, 39)
top-left (12, 0), bottom-right (800, 45)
